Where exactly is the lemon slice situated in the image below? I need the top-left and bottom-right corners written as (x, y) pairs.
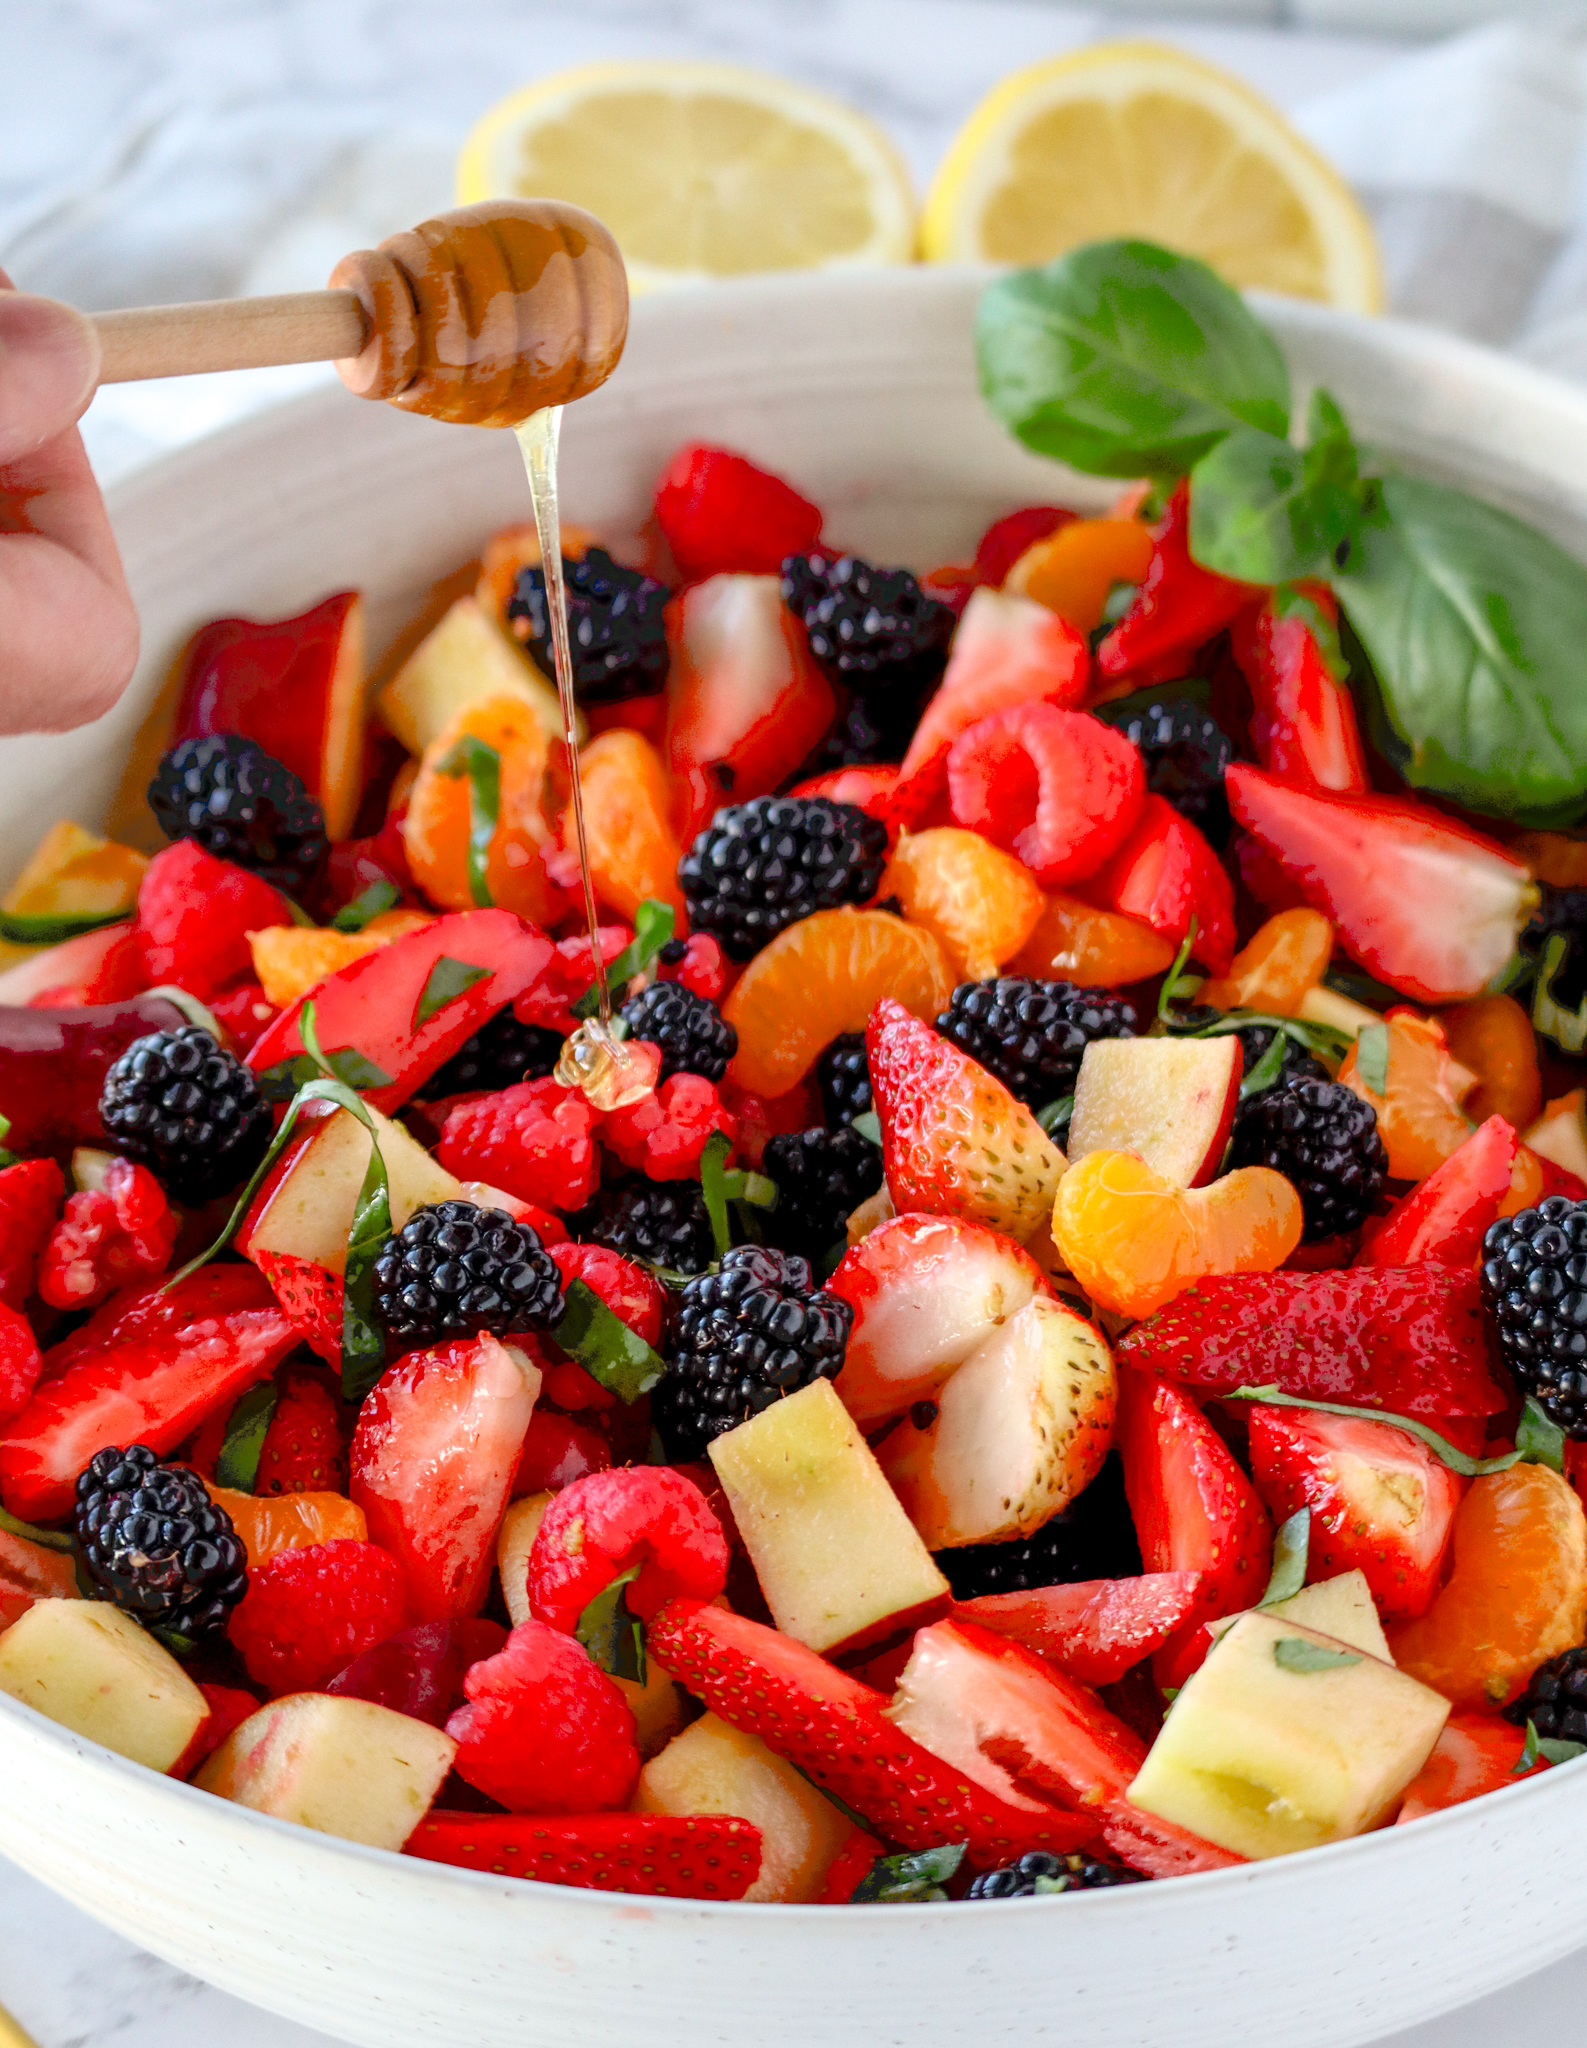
top-left (921, 41), bottom-right (1381, 311)
top-left (457, 60), bottom-right (917, 290)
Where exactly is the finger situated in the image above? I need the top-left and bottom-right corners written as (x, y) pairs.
top-left (0, 293), bottom-right (101, 463)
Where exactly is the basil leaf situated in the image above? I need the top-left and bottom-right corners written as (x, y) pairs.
top-left (331, 880), bottom-right (401, 934)
top-left (214, 1381), bottom-right (279, 1493)
top-left (571, 899), bottom-right (676, 1021)
top-left (550, 1278), bottom-right (666, 1404)
top-left (257, 1046), bottom-right (396, 1101)
top-left (341, 1134), bottom-right (391, 1404)
top-left (414, 956), bottom-right (493, 1030)
top-left (151, 1626), bottom-right (197, 1659)
top-left (1188, 425), bottom-right (1363, 586)
top-left (1336, 474), bottom-right (1587, 821)
top-left (1516, 1396), bottom-right (1566, 1474)
top-left (1226, 1386), bottom-right (1519, 1478)
top-left (1156, 922), bottom-right (1202, 1024)
top-left (0, 1502), bottom-right (77, 1554)
top-left (1260, 1508), bottom-right (1310, 1608)
top-left (576, 1565), bottom-right (647, 1685)
top-left (436, 734), bottom-right (502, 906)
top-left (1515, 1719), bottom-right (1541, 1774)
top-left (1539, 1735), bottom-right (1587, 1765)
top-left (1239, 1031), bottom-right (1290, 1100)
top-left (0, 905), bottom-right (129, 945)
top-left (1354, 1022), bottom-right (1390, 1097)
top-left (700, 1129), bottom-right (734, 1262)
top-left (975, 240), bottom-right (1289, 480)
top-left (1273, 1637), bottom-right (1360, 1674)
top-left (1533, 933), bottom-right (1587, 1055)
top-left (851, 1110), bottom-right (882, 1146)
top-left (850, 1841), bottom-right (966, 1905)
top-left (1037, 1094), bottom-right (1074, 1137)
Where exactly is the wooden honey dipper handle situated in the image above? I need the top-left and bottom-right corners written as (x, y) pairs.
top-left (89, 200), bottom-right (628, 426)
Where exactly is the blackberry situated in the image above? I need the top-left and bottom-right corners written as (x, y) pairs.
top-left (75, 1444), bottom-right (247, 1639)
top-left (1481, 1197), bottom-right (1587, 1437)
top-left (1104, 697), bottom-right (1233, 845)
top-left (373, 1200), bottom-right (564, 1349)
top-left (1506, 1644), bottom-right (1587, 1745)
top-left (966, 1852), bottom-right (1143, 1901)
top-left (933, 1455), bottom-right (1141, 1599)
top-left (576, 1174), bottom-right (715, 1276)
top-left (802, 697), bottom-right (911, 773)
top-left (1228, 1023), bottom-right (1329, 1097)
top-left (935, 979), bottom-right (1138, 1113)
top-left (762, 1126), bottom-right (884, 1261)
top-left (656, 1245), bottom-right (852, 1459)
top-left (816, 1032), bottom-right (872, 1129)
top-left (1226, 1076), bottom-right (1387, 1243)
top-left (618, 982), bottom-right (737, 1083)
top-left (99, 1025), bottom-right (273, 1205)
top-left (679, 796), bottom-right (890, 960)
top-left (505, 546), bottom-right (669, 705)
top-left (148, 733), bottom-right (327, 894)
top-left (781, 552), bottom-right (954, 697)
top-left (416, 1007), bottom-right (563, 1099)
top-left (1523, 887), bottom-right (1587, 1022)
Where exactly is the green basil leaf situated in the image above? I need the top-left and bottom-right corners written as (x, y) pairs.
top-left (436, 734), bottom-right (502, 906)
top-left (849, 1841), bottom-right (967, 1905)
top-left (576, 1565), bottom-right (647, 1684)
top-left (1189, 425), bottom-right (1364, 585)
top-left (551, 1277), bottom-right (667, 1404)
top-left (414, 956), bottom-right (493, 1030)
top-left (851, 1110), bottom-right (882, 1146)
top-left (331, 880), bottom-right (401, 933)
top-left (1336, 474), bottom-right (1587, 821)
top-left (0, 1502), bottom-right (77, 1554)
top-left (341, 1134), bottom-right (392, 1404)
top-left (571, 899), bottom-right (677, 1022)
top-left (214, 1381), bottom-right (280, 1493)
top-left (1239, 1031), bottom-right (1290, 1100)
top-left (0, 906), bottom-right (130, 946)
top-left (1354, 1022), bottom-right (1390, 1097)
top-left (1037, 1094), bottom-right (1074, 1137)
top-left (1515, 1719), bottom-right (1542, 1773)
top-left (1533, 933), bottom-right (1587, 1055)
top-left (1260, 1508), bottom-right (1310, 1607)
top-left (1538, 1735), bottom-right (1587, 1765)
top-left (975, 240), bottom-right (1289, 479)
top-left (1156, 922), bottom-right (1201, 1024)
top-left (1225, 1386), bottom-right (1519, 1479)
top-left (700, 1129), bottom-right (734, 1262)
top-left (1516, 1396), bottom-right (1566, 1474)
top-left (151, 1625), bottom-right (197, 1659)
top-left (1273, 1636), bottom-right (1360, 1674)
top-left (257, 1045), bottom-right (396, 1102)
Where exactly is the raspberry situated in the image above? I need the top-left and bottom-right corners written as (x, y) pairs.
top-left (653, 443), bottom-right (822, 583)
top-left (445, 1617), bottom-right (640, 1812)
top-left (0, 1157), bottom-right (64, 1310)
top-left (256, 1371), bottom-right (346, 1497)
top-left (134, 840), bottom-right (291, 999)
top-left (599, 1073), bottom-right (737, 1181)
top-left (655, 932), bottom-right (732, 1005)
top-left (548, 1241), bottom-right (667, 1347)
top-left (528, 1467), bottom-right (730, 1634)
top-left (437, 1079), bottom-right (601, 1214)
top-left (718, 1077), bottom-right (819, 1172)
top-left (36, 1159), bottom-right (179, 1311)
top-left (228, 1538), bottom-right (409, 1695)
top-left (945, 703), bottom-right (1146, 888)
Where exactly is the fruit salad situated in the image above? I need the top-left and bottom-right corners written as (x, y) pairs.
top-left (2, 239), bottom-right (1587, 1909)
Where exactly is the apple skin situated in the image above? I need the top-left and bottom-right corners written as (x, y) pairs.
top-left (1067, 1036), bottom-right (1243, 1189)
top-left (0, 992), bottom-right (187, 1158)
top-left (175, 592), bottom-right (366, 839)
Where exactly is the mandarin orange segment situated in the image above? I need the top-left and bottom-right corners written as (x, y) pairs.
top-left (1005, 518), bottom-right (1155, 632)
top-left (1199, 908), bottom-right (1333, 1016)
top-left (883, 827), bottom-right (1044, 979)
top-left (1436, 994), bottom-right (1542, 1130)
top-left (1011, 890), bottom-right (1176, 986)
top-left (1388, 1464), bottom-right (1587, 1712)
top-left (248, 911), bottom-right (435, 1010)
top-left (207, 1484), bottom-right (369, 1569)
top-left (403, 694), bottom-right (568, 924)
top-left (1053, 1148), bottom-right (1302, 1321)
top-left (724, 907), bottom-right (954, 1098)
top-left (1338, 1012), bottom-right (1477, 1182)
top-left (1512, 830), bottom-right (1587, 890)
top-left (573, 729), bottom-right (686, 925)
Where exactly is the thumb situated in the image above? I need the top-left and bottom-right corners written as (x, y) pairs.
top-left (0, 293), bottom-right (100, 464)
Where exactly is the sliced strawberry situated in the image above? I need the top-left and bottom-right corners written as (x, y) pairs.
top-left (945, 704), bottom-right (1145, 887)
top-left (0, 1303), bottom-right (41, 1421)
top-left (1355, 1115), bottom-right (1517, 1269)
top-left (1095, 481), bottom-right (1257, 689)
top-left (1116, 1266), bottom-right (1508, 1423)
top-left (1116, 1372), bottom-right (1272, 1690)
top-left (0, 1157), bottom-right (63, 1309)
top-left (350, 1333), bottom-right (540, 1622)
top-left (513, 927), bottom-right (634, 1034)
top-left (653, 444), bottom-right (822, 583)
top-left (38, 1263), bottom-right (279, 1383)
top-left (1225, 764), bottom-right (1534, 1005)
top-left (0, 923), bottom-right (147, 1009)
top-left (257, 1369), bottom-right (346, 1496)
top-left (1234, 829), bottom-right (1310, 918)
top-left (866, 999), bottom-right (1067, 1243)
top-left (973, 506), bottom-right (1074, 589)
top-left (665, 574), bottom-right (837, 842)
top-left (408, 1811), bottom-right (763, 1899)
top-left (0, 1301), bottom-right (299, 1520)
top-left (1080, 793), bottom-right (1235, 974)
top-left (647, 1599), bottom-right (1101, 1867)
top-left (1230, 587), bottom-right (1369, 794)
top-left (1247, 1404), bottom-right (1463, 1621)
top-left (812, 1827), bottom-right (886, 1903)
top-left (1396, 1714), bottom-right (1542, 1823)
top-left (953, 1572), bottom-right (1206, 1687)
top-left (249, 1247), bottom-right (343, 1365)
top-left (135, 840), bottom-right (292, 998)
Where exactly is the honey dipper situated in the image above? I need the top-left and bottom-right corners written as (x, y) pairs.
top-left (82, 200), bottom-right (628, 426)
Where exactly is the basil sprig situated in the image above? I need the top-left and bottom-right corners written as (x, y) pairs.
top-left (332, 880), bottom-right (401, 933)
top-left (850, 1842), bottom-right (967, 1905)
top-left (214, 1382), bottom-right (279, 1493)
top-left (1259, 1508), bottom-right (1310, 1608)
top-left (436, 734), bottom-right (501, 906)
top-left (550, 1279), bottom-right (666, 1404)
top-left (576, 1564), bottom-right (647, 1684)
top-left (699, 1130), bottom-right (779, 1261)
top-left (1226, 1387), bottom-right (1565, 1480)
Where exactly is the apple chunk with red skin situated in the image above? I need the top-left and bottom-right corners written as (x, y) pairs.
top-left (241, 1103), bottom-right (463, 1277)
top-left (1067, 1036), bottom-right (1242, 1189)
top-left (175, 591), bottom-right (367, 840)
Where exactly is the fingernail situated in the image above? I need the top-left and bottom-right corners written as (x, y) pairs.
top-left (0, 294), bottom-right (101, 459)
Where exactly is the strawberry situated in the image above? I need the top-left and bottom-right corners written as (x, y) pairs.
top-left (653, 444), bottom-right (822, 583)
top-left (952, 1572), bottom-right (1206, 1687)
top-left (665, 573), bottom-right (837, 842)
top-left (0, 1157), bottom-right (63, 1309)
top-left (1225, 763), bottom-right (1535, 1005)
top-left (135, 840), bottom-right (292, 998)
top-left (249, 1247), bottom-right (342, 1365)
top-left (812, 1827), bottom-right (886, 1904)
top-left (945, 704), bottom-right (1146, 887)
top-left (1247, 1404), bottom-right (1463, 1621)
top-left (598, 1071), bottom-right (737, 1180)
top-left (1080, 793), bottom-right (1236, 974)
top-left (647, 1598), bottom-right (1102, 1867)
top-left (1356, 1114), bottom-right (1517, 1270)
top-left (1095, 481), bottom-right (1256, 689)
top-left (2, 923), bottom-right (147, 1010)
top-left (350, 1333), bottom-right (539, 1622)
top-left (973, 505), bottom-right (1074, 589)
top-left (0, 1304), bottom-right (42, 1421)
top-left (1115, 1372), bottom-right (1272, 1690)
top-left (408, 1811), bottom-right (763, 1899)
top-left (1396, 1714), bottom-right (1543, 1823)
top-left (513, 927), bottom-right (634, 1034)
top-left (256, 1370), bottom-right (346, 1496)
top-left (1230, 586), bottom-right (1369, 794)
top-left (866, 997), bottom-right (1067, 1241)
top-left (437, 1079), bottom-right (601, 1214)
top-left (1116, 1266), bottom-right (1508, 1423)
top-left (0, 1298), bottom-right (299, 1520)
top-left (38, 1264), bottom-right (279, 1383)
top-left (36, 1158), bottom-right (179, 1311)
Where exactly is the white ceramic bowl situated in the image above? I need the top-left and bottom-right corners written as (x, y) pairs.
top-left (5, 268), bottom-right (1587, 2048)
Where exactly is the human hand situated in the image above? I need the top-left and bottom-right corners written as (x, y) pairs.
top-left (0, 275), bottom-right (138, 732)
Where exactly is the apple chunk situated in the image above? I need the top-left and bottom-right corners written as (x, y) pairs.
top-left (0, 1599), bottom-right (208, 1772)
top-left (877, 1295), bottom-right (1116, 1550)
top-left (376, 595), bottom-right (571, 757)
top-left (242, 1103), bottom-right (462, 1274)
top-left (1068, 1036), bottom-right (1242, 1188)
top-left (197, 1692), bottom-right (456, 1849)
